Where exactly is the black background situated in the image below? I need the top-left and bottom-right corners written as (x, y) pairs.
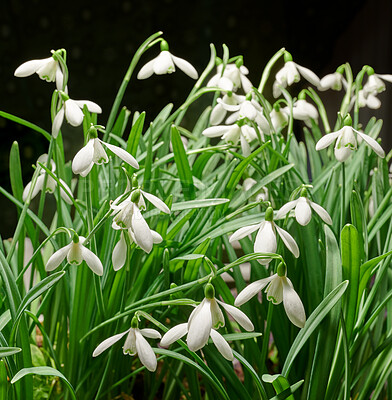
top-left (1, 0), bottom-right (391, 236)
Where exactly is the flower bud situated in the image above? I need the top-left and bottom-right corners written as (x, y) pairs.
top-left (265, 206), bottom-right (274, 222)
top-left (277, 262), bottom-right (286, 277)
top-left (131, 315), bottom-right (139, 329)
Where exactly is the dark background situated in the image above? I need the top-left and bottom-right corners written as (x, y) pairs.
top-left (1, 0), bottom-right (392, 236)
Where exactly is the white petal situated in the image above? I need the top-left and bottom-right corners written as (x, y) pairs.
top-left (210, 329), bottom-right (233, 361)
top-left (217, 98), bottom-right (241, 112)
top-left (295, 63), bottom-right (320, 86)
top-left (265, 276), bottom-right (284, 304)
top-left (172, 55), bottom-right (198, 79)
top-left (140, 328), bottom-right (161, 339)
top-left (154, 51), bottom-right (175, 75)
top-left (72, 139), bottom-right (95, 175)
top-left (64, 99), bottom-right (84, 127)
top-left (294, 197), bottom-right (312, 226)
top-left (92, 140), bottom-right (109, 165)
top-left (240, 134), bottom-right (251, 157)
top-left (132, 205), bottom-right (153, 253)
top-left (202, 125), bottom-right (230, 138)
top-left (80, 245), bottom-right (104, 276)
top-left (160, 323), bottom-right (188, 347)
top-left (275, 199), bottom-right (299, 220)
top-left (45, 244), bottom-right (72, 271)
top-left (100, 141), bottom-right (139, 169)
top-left (22, 181), bottom-right (32, 202)
top-left (377, 74), bottom-right (392, 83)
top-left (240, 75), bottom-right (253, 93)
top-left (254, 222), bottom-right (277, 264)
top-left (187, 298), bottom-right (212, 352)
top-left (141, 190), bottom-right (170, 214)
top-left (55, 66), bottom-right (64, 91)
top-left (210, 104), bottom-right (227, 125)
top-left (234, 275), bottom-right (276, 306)
top-left (229, 224), bottom-right (260, 243)
top-left (137, 59), bottom-right (156, 80)
top-left (123, 329), bottom-right (137, 355)
top-left (112, 232), bottom-right (127, 271)
top-left (52, 107), bottom-right (65, 138)
top-left (216, 300), bottom-right (254, 331)
top-left (58, 179), bottom-right (74, 205)
top-left (210, 298), bottom-right (225, 329)
top-left (354, 129), bottom-right (385, 158)
top-left (135, 330), bottom-right (157, 372)
top-left (275, 225), bottom-right (300, 258)
top-left (14, 58), bottom-right (48, 77)
top-left (218, 77), bottom-right (234, 91)
top-left (92, 329), bottom-right (130, 357)
top-left (72, 100), bottom-right (102, 114)
top-left (151, 230), bottom-right (163, 244)
top-left (282, 277), bottom-right (306, 328)
top-left (309, 201), bottom-right (332, 225)
top-left (79, 163), bottom-right (94, 177)
top-left (315, 130), bottom-right (342, 151)
top-left (24, 174), bottom-right (45, 201)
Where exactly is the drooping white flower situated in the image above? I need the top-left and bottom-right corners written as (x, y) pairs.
top-left (209, 93), bottom-right (244, 125)
top-left (137, 40), bottom-right (198, 80)
top-left (52, 91), bottom-right (102, 138)
top-left (235, 263), bottom-right (306, 328)
top-left (93, 316), bottom-right (161, 372)
top-left (292, 99), bottom-right (318, 127)
top-left (72, 132), bottom-right (139, 176)
top-left (315, 124), bottom-right (385, 162)
top-left (273, 54), bottom-right (320, 98)
top-left (270, 106), bottom-right (289, 132)
top-left (276, 194), bottom-right (332, 226)
top-left (363, 72), bottom-right (392, 94)
top-left (160, 283), bottom-right (253, 360)
top-left (202, 122), bottom-right (259, 157)
top-left (354, 89), bottom-right (381, 110)
top-left (46, 236), bottom-right (103, 276)
top-left (207, 61), bottom-right (253, 93)
top-left (111, 187), bottom-right (170, 253)
top-left (229, 207), bottom-right (299, 264)
top-left (112, 228), bottom-right (163, 270)
top-left (22, 154), bottom-right (73, 204)
top-left (318, 72), bottom-right (344, 91)
top-left (243, 178), bottom-right (269, 203)
top-left (14, 49), bottom-right (64, 90)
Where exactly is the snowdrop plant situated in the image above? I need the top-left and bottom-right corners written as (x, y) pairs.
top-left (2, 32), bottom-right (392, 400)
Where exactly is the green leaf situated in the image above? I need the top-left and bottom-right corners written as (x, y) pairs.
top-left (9, 142), bottom-right (24, 203)
top-left (268, 380), bottom-right (304, 400)
top-left (126, 111), bottom-right (145, 157)
top-left (111, 106), bottom-right (131, 138)
top-left (0, 347), bottom-right (22, 357)
top-left (282, 280), bottom-right (349, 376)
top-left (0, 360), bottom-right (8, 400)
top-left (184, 238), bottom-right (210, 281)
top-left (0, 311), bottom-right (11, 332)
top-left (11, 366), bottom-right (76, 400)
top-left (262, 374), bottom-right (298, 400)
top-left (223, 332), bottom-right (262, 341)
top-left (341, 224), bottom-right (361, 341)
top-left (171, 125), bottom-right (196, 200)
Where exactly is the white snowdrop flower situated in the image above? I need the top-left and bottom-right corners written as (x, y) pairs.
top-left (275, 190), bottom-right (332, 226)
top-left (45, 235), bottom-right (103, 276)
top-left (210, 93), bottom-right (244, 125)
top-left (229, 207), bottom-right (300, 265)
top-left (72, 125), bottom-right (139, 176)
top-left (292, 99), bottom-right (318, 127)
top-left (315, 119), bottom-right (385, 162)
top-left (93, 316), bottom-right (161, 372)
top-left (363, 70), bottom-right (392, 94)
top-left (22, 154), bottom-right (73, 205)
top-left (235, 263), bottom-right (306, 328)
top-left (202, 122), bottom-right (259, 157)
top-left (207, 61), bottom-right (253, 93)
top-left (318, 72), bottom-right (344, 91)
top-left (273, 54), bottom-right (320, 98)
top-left (137, 40), bottom-right (198, 80)
top-left (160, 283), bottom-right (253, 360)
top-left (111, 187), bottom-right (169, 253)
top-left (270, 106), bottom-right (289, 132)
top-left (112, 228), bottom-right (163, 270)
top-left (14, 49), bottom-right (64, 90)
top-left (354, 89), bottom-right (381, 110)
top-left (52, 91), bottom-right (102, 138)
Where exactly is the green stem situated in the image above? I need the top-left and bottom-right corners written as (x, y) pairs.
top-left (261, 301), bottom-right (274, 372)
top-left (341, 162), bottom-right (346, 230)
top-left (258, 48), bottom-right (286, 93)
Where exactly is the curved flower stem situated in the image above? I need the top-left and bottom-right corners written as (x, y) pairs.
top-left (353, 66), bottom-right (368, 130)
top-left (104, 31), bottom-right (163, 141)
top-left (306, 88), bottom-right (331, 133)
top-left (336, 63), bottom-right (353, 130)
top-left (258, 47), bottom-right (286, 93)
